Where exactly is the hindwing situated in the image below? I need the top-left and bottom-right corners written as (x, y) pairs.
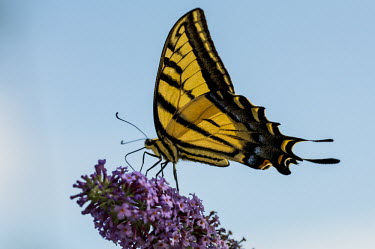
top-left (166, 90), bottom-right (302, 174)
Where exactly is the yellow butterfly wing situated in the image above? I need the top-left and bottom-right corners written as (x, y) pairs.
top-left (152, 8), bottom-right (339, 174)
top-left (154, 8), bottom-right (233, 139)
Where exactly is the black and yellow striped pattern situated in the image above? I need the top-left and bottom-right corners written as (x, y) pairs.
top-left (154, 8), bottom-right (233, 137)
top-left (145, 8), bottom-right (339, 176)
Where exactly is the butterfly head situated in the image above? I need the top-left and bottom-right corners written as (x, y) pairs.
top-left (145, 138), bottom-right (161, 158)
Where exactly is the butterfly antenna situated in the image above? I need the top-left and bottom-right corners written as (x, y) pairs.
top-left (121, 138), bottom-right (145, 145)
top-left (116, 112), bottom-right (148, 139)
top-left (302, 138), bottom-right (340, 164)
top-left (125, 146), bottom-right (145, 171)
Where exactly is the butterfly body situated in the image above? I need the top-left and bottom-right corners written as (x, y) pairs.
top-left (144, 8), bottom-right (339, 179)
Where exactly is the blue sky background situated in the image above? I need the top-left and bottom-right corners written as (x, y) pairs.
top-left (1, 1), bottom-right (374, 248)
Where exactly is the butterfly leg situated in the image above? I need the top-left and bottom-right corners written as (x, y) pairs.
top-left (125, 147), bottom-right (145, 171)
top-left (145, 158), bottom-right (162, 177)
top-left (156, 161), bottom-right (169, 177)
top-left (141, 151), bottom-right (160, 172)
top-left (173, 163), bottom-right (179, 191)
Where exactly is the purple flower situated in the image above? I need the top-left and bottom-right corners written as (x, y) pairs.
top-left (153, 240), bottom-right (170, 249)
top-left (114, 203), bottom-right (132, 219)
top-left (196, 218), bottom-right (208, 229)
top-left (71, 159), bottom-right (245, 249)
top-left (117, 222), bottom-right (133, 238)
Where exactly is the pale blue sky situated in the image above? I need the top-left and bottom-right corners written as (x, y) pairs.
top-left (1, 1), bottom-right (374, 249)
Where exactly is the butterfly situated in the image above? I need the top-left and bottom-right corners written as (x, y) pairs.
top-left (143, 8), bottom-right (339, 190)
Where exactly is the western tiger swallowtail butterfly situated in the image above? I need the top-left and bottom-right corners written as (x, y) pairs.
top-left (141, 8), bottom-right (339, 189)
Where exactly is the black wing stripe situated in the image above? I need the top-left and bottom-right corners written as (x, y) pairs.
top-left (203, 118), bottom-right (220, 127)
top-left (157, 92), bottom-right (178, 115)
top-left (173, 115), bottom-right (234, 147)
top-left (160, 73), bottom-right (180, 89)
top-left (166, 41), bottom-right (175, 51)
top-left (163, 57), bottom-right (183, 74)
top-left (160, 73), bottom-right (195, 100)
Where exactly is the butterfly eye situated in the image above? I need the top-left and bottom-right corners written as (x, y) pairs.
top-left (145, 139), bottom-right (153, 147)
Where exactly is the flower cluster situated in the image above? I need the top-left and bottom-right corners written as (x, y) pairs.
top-left (71, 160), bottom-right (245, 249)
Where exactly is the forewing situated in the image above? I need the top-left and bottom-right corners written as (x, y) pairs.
top-left (154, 8), bottom-right (234, 138)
